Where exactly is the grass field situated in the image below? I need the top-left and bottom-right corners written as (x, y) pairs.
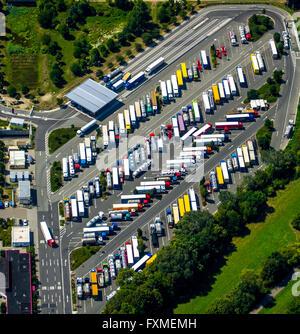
top-left (174, 178), bottom-right (300, 314)
top-left (48, 127), bottom-right (79, 154)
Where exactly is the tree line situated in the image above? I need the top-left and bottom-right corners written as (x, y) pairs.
top-left (103, 142), bottom-right (299, 313)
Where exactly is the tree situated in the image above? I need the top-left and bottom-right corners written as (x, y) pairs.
top-left (134, 43), bottom-right (143, 52)
top-left (116, 54), bottom-right (125, 65)
top-left (273, 32), bottom-right (281, 43)
top-left (21, 85), bottom-right (29, 95)
top-left (96, 69), bottom-right (104, 79)
top-left (291, 213), bottom-right (300, 231)
top-left (115, 0), bottom-right (132, 10)
top-left (41, 34), bottom-right (51, 45)
top-left (59, 24), bottom-right (70, 39)
top-left (99, 44), bottom-right (109, 58)
top-left (90, 48), bottom-right (101, 66)
top-left (141, 32), bottom-right (153, 46)
top-left (247, 89), bottom-right (259, 100)
top-left (273, 69), bottom-right (283, 84)
top-left (50, 63), bottom-right (64, 87)
top-left (287, 297), bottom-right (300, 314)
top-left (7, 85), bottom-right (17, 97)
top-left (126, 0), bottom-right (152, 36)
top-left (269, 84), bottom-right (277, 97)
top-left (106, 38), bottom-right (117, 52)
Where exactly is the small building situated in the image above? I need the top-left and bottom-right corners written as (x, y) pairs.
top-left (17, 171), bottom-right (23, 181)
top-left (9, 171), bottom-right (17, 183)
top-left (10, 117), bottom-right (25, 128)
top-left (9, 150), bottom-right (26, 169)
top-left (18, 180), bottom-right (31, 205)
top-left (11, 226), bottom-right (31, 247)
top-left (0, 250), bottom-right (32, 314)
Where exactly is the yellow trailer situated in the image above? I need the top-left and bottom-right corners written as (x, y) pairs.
top-left (178, 198), bottom-right (185, 217)
top-left (172, 204), bottom-right (180, 225)
top-left (180, 63), bottom-right (188, 80)
top-left (122, 72), bottom-right (131, 82)
top-left (91, 283), bottom-right (98, 297)
top-left (216, 166), bottom-right (224, 187)
top-left (212, 84), bottom-right (220, 104)
top-left (146, 253), bottom-right (157, 266)
top-left (176, 69), bottom-right (183, 87)
top-left (183, 194), bottom-right (191, 213)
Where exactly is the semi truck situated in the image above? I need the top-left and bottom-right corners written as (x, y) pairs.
top-left (177, 113), bottom-right (185, 133)
top-left (151, 91), bottom-right (158, 112)
top-left (62, 157), bottom-right (69, 180)
top-left (40, 221), bottom-right (55, 247)
top-left (77, 119), bottom-right (97, 137)
top-left (131, 236), bottom-right (140, 262)
top-left (227, 74), bottom-right (237, 95)
top-left (269, 39), bottom-right (278, 59)
top-left (104, 67), bottom-right (122, 82)
top-left (176, 69), bottom-right (184, 87)
top-left (216, 166), bottom-right (224, 187)
top-left (125, 71), bottom-right (145, 89)
top-left (134, 101), bottom-right (142, 121)
top-left (180, 63), bottom-right (188, 80)
top-left (229, 30), bottom-right (237, 46)
top-left (220, 160), bottom-right (230, 183)
top-left (145, 94), bottom-right (153, 116)
top-left (166, 209), bottom-right (174, 228)
top-left (125, 242), bottom-right (134, 266)
top-left (255, 51), bottom-right (265, 71)
top-left (250, 54), bottom-right (260, 74)
top-left (102, 125), bottom-right (109, 148)
top-left (241, 145), bottom-right (250, 167)
top-left (180, 127), bottom-right (198, 145)
top-left (227, 108), bottom-right (258, 116)
top-left (215, 121), bottom-right (243, 130)
top-left (218, 82), bottom-right (225, 100)
top-left (192, 100), bottom-right (201, 122)
top-left (192, 123), bottom-right (212, 138)
top-left (231, 153), bottom-right (239, 171)
top-left (246, 139), bottom-right (256, 163)
top-left (222, 78), bottom-right (231, 99)
top-left (68, 155), bottom-right (75, 178)
top-left (123, 109), bottom-right (131, 133)
top-left (226, 113), bottom-right (254, 122)
top-left (108, 254), bottom-right (116, 280)
top-left (212, 84), bottom-right (220, 104)
top-left (236, 147), bottom-right (245, 170)
top-left (236, 66), bottom-right (245, 86)
top-left (171, 74), bottom-right (179, 97)
top-left (111, 79), bottom-right (124, 91)
top-left (166, 80), bottom-right (173, 101)
top-left (129, 105), bottom-right (137, 128)
top-left (145, 57), bottom-right (165, 74)
top-left (210, 171), bottom-right (218, 192)
top-left (160, 81), bottom-right (168, 104)
top-left (200, 50), bottom-right (208, 69)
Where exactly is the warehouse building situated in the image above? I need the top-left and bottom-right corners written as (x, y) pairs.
top-left (0, 250), bottom-right (32, 314)
top-left (65, 78), bottom-right (118, 115)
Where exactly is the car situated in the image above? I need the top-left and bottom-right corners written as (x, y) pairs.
top-left (4, 201), bottom-right (9, 208)
top-left (289, 119), bottom-right (294, 126)
top-left (197, 60), bottom-right (202, 71)
top-left (23, 219), bottom-right (28, 226)
top-left (221, 46), bottom-right (226, 56)
top-left (216, 48), bottom-right (222, 58)
top-left (205, 179), bottom-right (212, 193)
top-left (19, 219), bottom-right (23, 226)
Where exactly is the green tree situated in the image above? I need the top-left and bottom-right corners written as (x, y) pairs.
top-left (141, 32), bottom-right (153, 46)
top-left (291, 212), bottom-right (300, 231)
top-left (7, 85), bottom-right (17, 97)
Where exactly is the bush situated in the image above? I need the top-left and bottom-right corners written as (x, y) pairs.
top-left (291, 212), bottom-right (300, 230)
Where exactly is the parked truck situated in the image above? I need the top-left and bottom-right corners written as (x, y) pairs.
top-left (40, 221), bottom-right (55, 247)
top-left (77, 119), bottom-right (97, 137)
top-left (145, 57), bottom-right (165, 74)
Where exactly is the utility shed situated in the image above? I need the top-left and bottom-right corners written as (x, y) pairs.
top-left (9, 150), bottom-right (26, 169)
top-left (18, 180), bottom-right (31, 205)
top-left (65, 78), bottom-right (118, 115)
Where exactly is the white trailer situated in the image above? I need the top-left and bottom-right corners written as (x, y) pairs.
top-left (194, 138), bottom-right (222, 146)
top-left (123, 157), bottom-right (130, 180)
top-left (171, 74), bottom-right (179, 97)
top-left (160, 81), bottom-right (168, 102)
top-left (188, 188), bottom-right (197, 211)
top-left (78, 201), bottom-right (85, 217)
top-left (157, 138), bottom-right (164, 153)
top-left (246, 140), bottom-right (256, 163)
top-left (76, 119), bottom-right (97, 137)
top-left (79, 143), bottom-right (86, 165)
top-left (227, 74), bottom-right (237, 95)
top-left (200, 133), bottom-right (226, 141)
top-left (192, 123), bottom-right (212, 138)
top-left (222, 78), bottom-right (231, 99)
top-left (192, 100), bottom-right (201, 122)
top-left (112, 166), bottom-right (119, 189)
top-left (102, 125), bottom-right (109, 148)
top-left (166, 79), bottom-right (173, 100)
top-left (242, 145), bottom-right (250, 167)
top-left (129, 105), bottom-right (137, 128)
top-left (200, 50), bottom-right (208, 68)
top-left (83, 226), bottom-right (110, 235)
top-left (62, 157), bottom-right (69, 180)
top-left (180, 127), bottom-right (198, 145)
top-left (70, 197), bottom-right (78, 221)
top-left (40, 221), bottom-right (55, 247)
top-left (236, 66), bottom-right (245, 86)
top-left (166, 159), bottom-right (195, 168)
top-left (182, 147), bottom-right (207, 153)
top-left (218, 82), bottom-right (225, 100)
top-left (145, 57), bottom-right (165, 74)
top-left (118, 113), bottom-right (126, 137)
top-left (251, 53), bottom-right (260, 73)
top-left (86, 147), bottom-right (92, 164)
top-left (135, 185), bottom-right (166, 194)
top-left (255, 51), bottom-right (265, 71)
top-left (220, 160), bottom-right (230, 183)
top-left (202, 92), bottom-right (211, 113)
top-left (269, 39), bottom-right (278, 59)
top-left (76, 190), bottom-right (84, 203)
top-left (125, 242), bottom-right (134, 266)
top-left (236, 147), bottom-right (245, 170)
top-left (131, 236), bottom-right (140, 262)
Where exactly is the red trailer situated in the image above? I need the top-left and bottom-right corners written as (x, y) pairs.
top-left (215, 121), bottom-right (243, 130)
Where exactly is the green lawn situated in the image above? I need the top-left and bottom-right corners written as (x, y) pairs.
top-left (174, 178), bottom-right (300, 314)
top-left (70, 245), bottom-right (101, 271)
top-left (259, 280), bottom-right (299, 314)
top-left (48, 127), bottom-right (79, 154)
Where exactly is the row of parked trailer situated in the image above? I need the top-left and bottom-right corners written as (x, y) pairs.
top-left (62, 136), bottom-right (97, 180)
top-left (209, 139), bottom-right (256, 191)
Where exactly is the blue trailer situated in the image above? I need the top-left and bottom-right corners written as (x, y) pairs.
top-left (125, 72), bottom-right (145, 89)
top-left (106, 73), bottom-right (123, 88)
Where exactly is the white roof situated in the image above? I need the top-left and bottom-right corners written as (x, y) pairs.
top-left (10, 150), bottom-right (26, 167)
top-left (12, 226), bottom-right (30, 245)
